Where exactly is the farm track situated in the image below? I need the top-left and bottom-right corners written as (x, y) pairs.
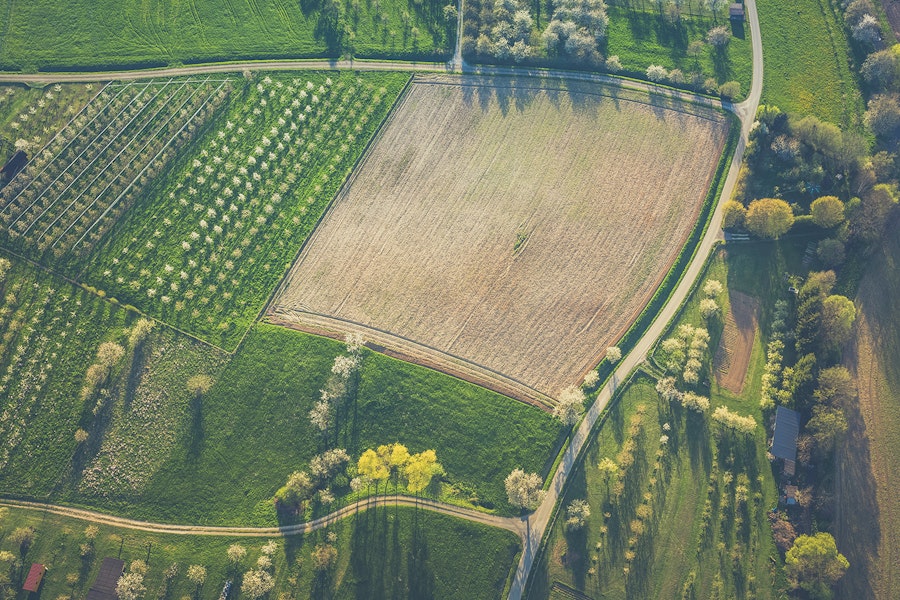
top-left (0, 0), bottom-right (763, 594)
top-left (0, 497), bottom-right (526, 538)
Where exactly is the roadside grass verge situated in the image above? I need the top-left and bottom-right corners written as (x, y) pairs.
top-left (0, 504), bottom-right (519, 600)
top-left (756, 0), bottom-right (864, 126)
top-left (0, 0), bottom-right (451, 72)
top-left (57, 323), bottom-right (562, 526)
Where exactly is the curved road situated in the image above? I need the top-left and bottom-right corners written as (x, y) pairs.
top-left (0, 1), bottom-right (762, 596)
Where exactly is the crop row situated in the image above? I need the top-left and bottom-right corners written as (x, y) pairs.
top-left (83, 72), bottom-right (409, 349)
top-left (0, 78), bottom-right (231, 260)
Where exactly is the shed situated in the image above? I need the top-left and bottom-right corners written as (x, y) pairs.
top-left (86, 558), bottom-right (125, 600)
top-left (23, 563), bottom-right (46, 593)
top-left (729, 2), bottom-right (745, 20)
top-left (771, 406), bottom-right (801, 462)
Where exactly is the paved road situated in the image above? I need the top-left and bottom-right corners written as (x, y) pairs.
top-left (0, 2), bottom-right (763, 594)
top-left (0, 496), bottom-right (525, 538)
top-left (505, 0), bottom-right (763, 597)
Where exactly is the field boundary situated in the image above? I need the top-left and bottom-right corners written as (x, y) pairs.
top-left (239, 73), bottom-right (416, 354)
top-left (267, 310), bottom-right (555, 409)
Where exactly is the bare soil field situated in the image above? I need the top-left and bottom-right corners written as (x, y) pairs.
top-left (836, 222), bottom-right (900, 600)
top-left (714, 290), bottom-right (760, 394)
top-left (272, 75), bottom-right (729, 401)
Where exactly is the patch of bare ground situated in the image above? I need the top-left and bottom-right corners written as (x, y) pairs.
top-left (272, 75), bottom-right (729, 400)
top-left (835, 221), bottom-right (900, 600)
top-left (714, 290), bottom-right (760, 394)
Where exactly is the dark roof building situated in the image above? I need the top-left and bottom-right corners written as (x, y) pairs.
top-left (771, 405), bottom-right (801, 462)
top-left (730, 2), bottom-right (745, 20)
top-left (23, 563), bottom-right (46, 592)
top-left (86, 558), bottom-right (125, 600)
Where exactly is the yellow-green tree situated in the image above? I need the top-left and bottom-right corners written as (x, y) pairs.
top-left (404, 450), bottom-right (444, 496)
top-left (785, 533), bottom-right (849, 598)
top-left (745, 198), bottom-right (794, 239)
top-left (357, 449), bottom-right (389, 494)
top-left (810, 196), bottom-right (845, 228)
top-left (722, 200), bottom-right (747, 229)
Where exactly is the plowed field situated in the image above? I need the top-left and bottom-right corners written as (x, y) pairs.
top-left (272, 75), bottom-right (730, 401)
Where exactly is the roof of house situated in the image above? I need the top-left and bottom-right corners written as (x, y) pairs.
top-left (86, 558), bottom-right (125, 600)
top-left (771, 405), bottom-right (801, 461)
top-left (23, 563), bottom-right (46, 592)
top-left (730, 3), bottom-right (745, 16)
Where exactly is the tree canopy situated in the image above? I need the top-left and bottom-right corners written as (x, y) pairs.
top-left (745, 198), bottom-right (794, 238)
top-left (785, 533), bottom-right (849, 598)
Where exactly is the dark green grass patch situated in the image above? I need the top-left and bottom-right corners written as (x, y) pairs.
top-left (0, 504), bottom-right (519, 600)
top-left (61, 323), bottom-right (562, 526)
top-left (0, 0), bottom-right (451, 72)
top-left (757, 0), bottom-right (864, 126)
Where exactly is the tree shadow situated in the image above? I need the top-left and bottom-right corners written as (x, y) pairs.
top-left (187, 394), bottom-right (205, 459)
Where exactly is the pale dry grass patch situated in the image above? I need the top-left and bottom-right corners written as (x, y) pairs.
top-left (273, 76), bottom-right (729, 400)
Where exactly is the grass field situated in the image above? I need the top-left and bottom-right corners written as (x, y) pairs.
top-left (0, 0), bottom-right (451, 71)
top-left (1, 319), bottom-right (561, 525)
top-left (756, 0), bottom-right (864, 126)
top-left (604, 7), bottom-right (753, 95)
top-left (78, 72), bottom-right (408, 350)
top-left (0, 504), bottom-right (520, 600)
top-left (0, 253), bottom-right (135, 493)
top-left (835, 218), bottom-right (900, 600)
top-left (274, 75), bottom-right (730, 400)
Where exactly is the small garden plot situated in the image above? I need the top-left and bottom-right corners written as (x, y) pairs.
top-left (274, 76), bottom-right (730, 400)
top-left (83, 72), bottom-right (409, 351)
top-left (714, 290), bottom-right (760, 395)
top-left (0, 78), bottom-right (231, 260)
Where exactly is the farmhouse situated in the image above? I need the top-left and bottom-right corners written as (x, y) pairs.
top-left (86, 558), bottom-right (125, 600)
top-left (23, 563), bottom-right (45, 593)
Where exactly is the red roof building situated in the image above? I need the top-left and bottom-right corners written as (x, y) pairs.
top-left (23, 563), bottom-right (46, 593)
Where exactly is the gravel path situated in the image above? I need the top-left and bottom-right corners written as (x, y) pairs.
top-left (0, 496), bottom-right (525, 538)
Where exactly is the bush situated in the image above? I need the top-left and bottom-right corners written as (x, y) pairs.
top-left (718, 81), bottom-right (741, 99)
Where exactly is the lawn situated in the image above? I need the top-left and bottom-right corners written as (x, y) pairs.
top-left (756, 0), bottom-right (864, 126)
top-left (79, 71), bottom-right (409, 350)
top-left (835, 218), bottom-right (900, 600)
top-left (0, 504), bottom-right (520, 600)
top-left (525, 241), bottom-right (816, 599)
top-left (0, 0), bottom-right (452, 72)
top-left (273, 75), bottom-right (730, 401)
top-left (55, 323), bottom-right (562, 526)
